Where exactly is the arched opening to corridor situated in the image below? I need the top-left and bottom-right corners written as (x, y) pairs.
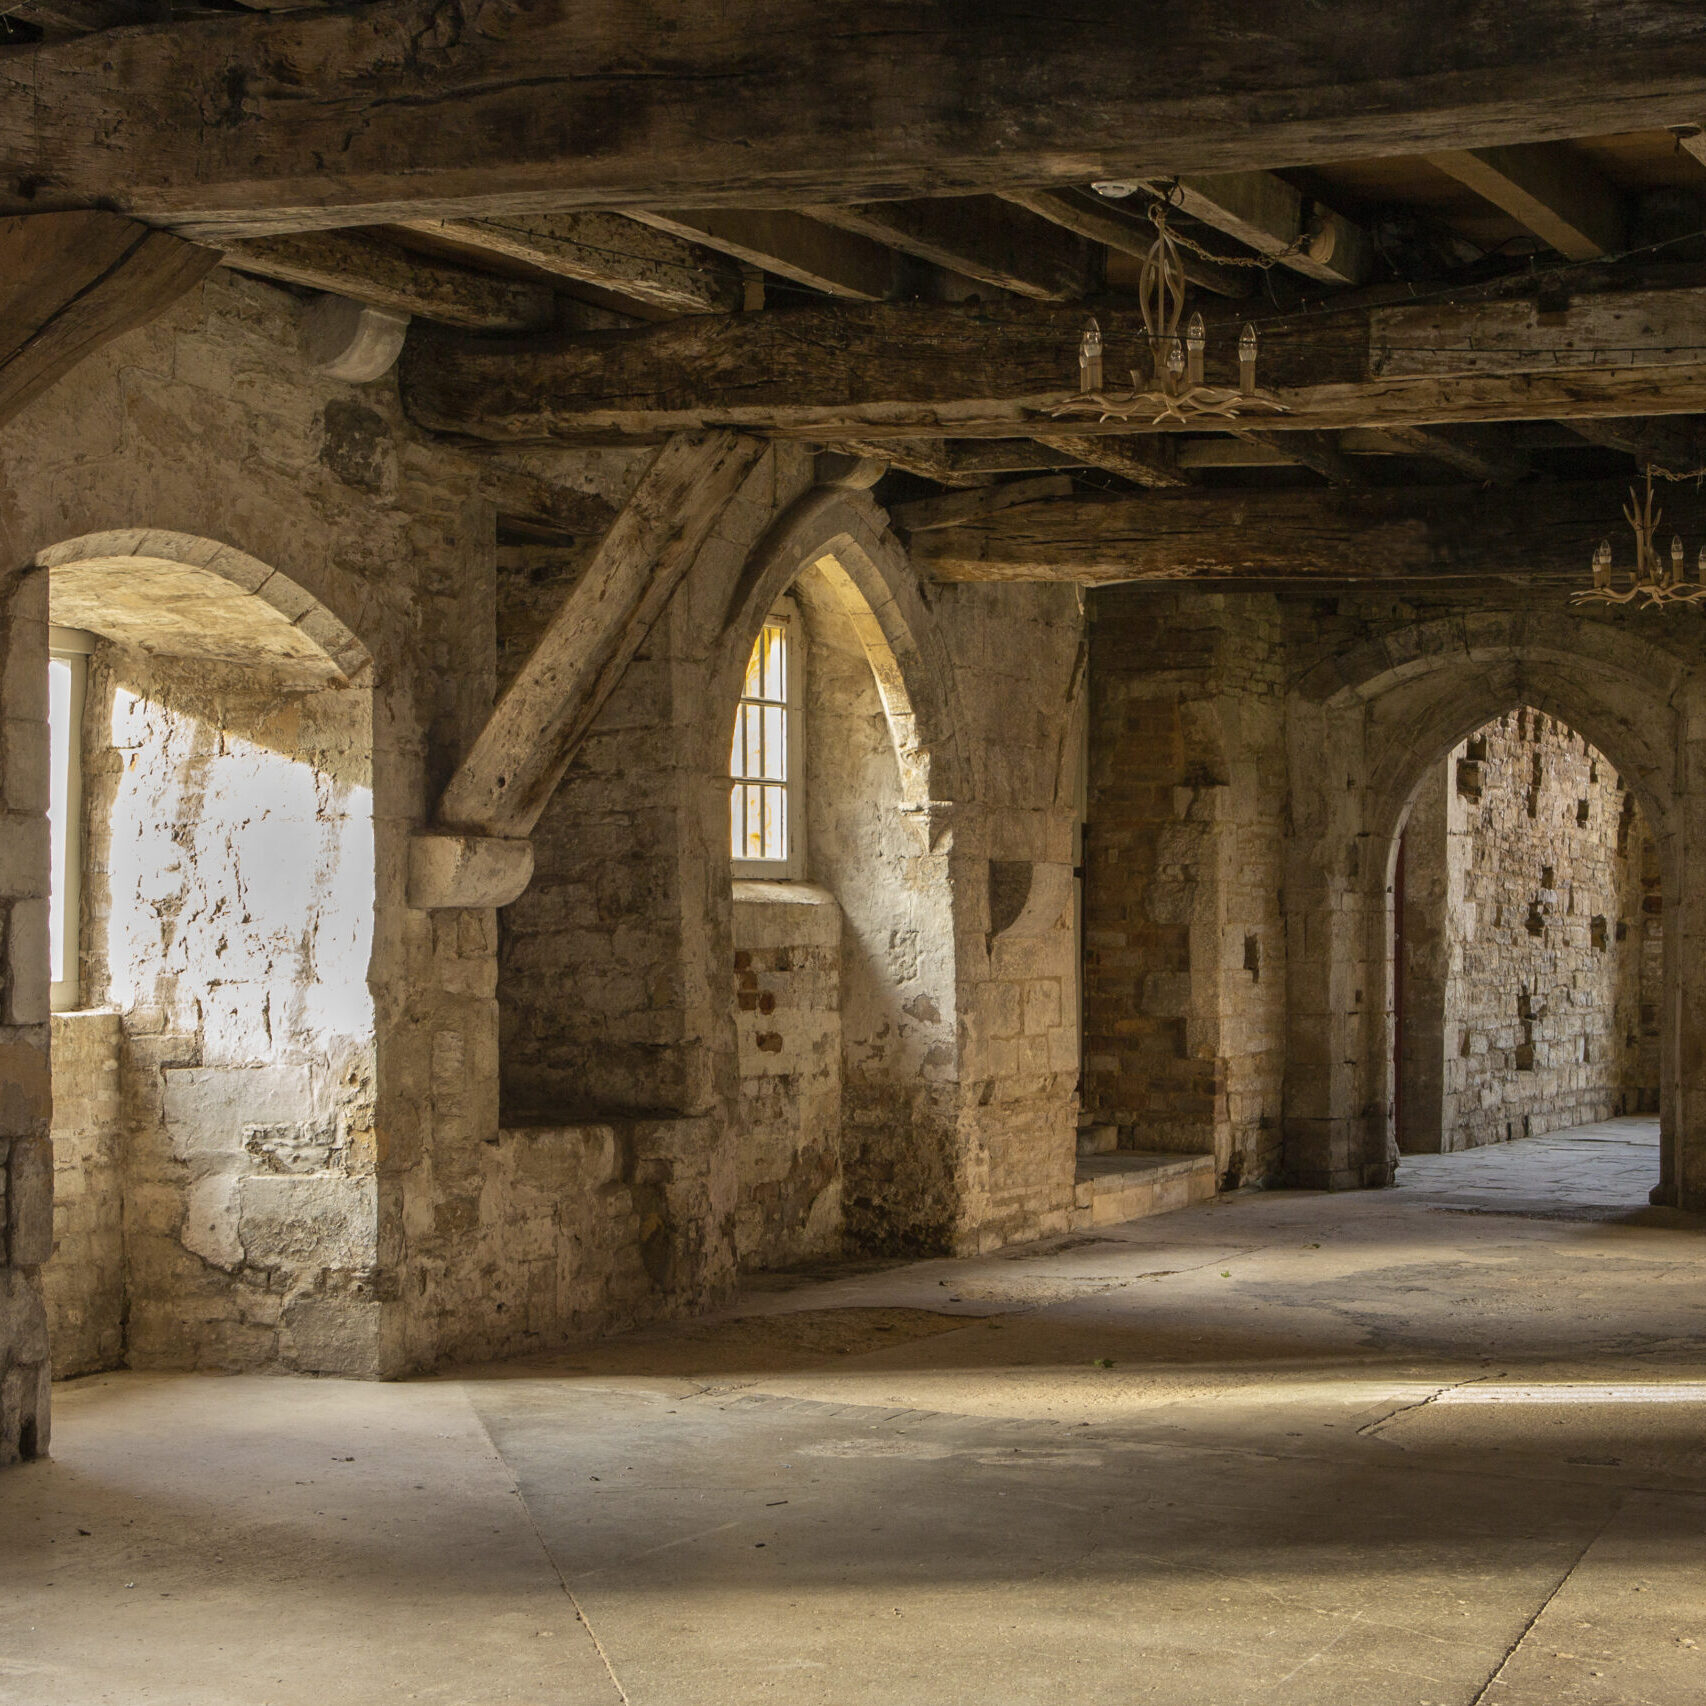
top-left (1389, 704), bottom-right (1663, 1214)
top-left (36, 532), bottom-right (378, 1378)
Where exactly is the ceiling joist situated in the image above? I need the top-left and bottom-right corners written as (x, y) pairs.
top-left (1425, 143), bottom-right (1625, 260)
top-left (222, 231), bottom-right (558, 331)
top-left (13, 3), bottom-right (1706, 233)
top-left (393, 214), bottom-right (743, 317)
top-left (623, 210), bottom-right (897, 300)
top-left (801, 196), bottom-right (1097, 302)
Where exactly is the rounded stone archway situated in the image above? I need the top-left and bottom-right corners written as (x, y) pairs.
top-left (1284, 607), bottom-right (1704, 1207)
top-left (27, 528), bottom-right (383, 1381)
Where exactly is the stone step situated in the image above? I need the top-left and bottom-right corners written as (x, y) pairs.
top-left (1075, 1124), bottom-right (1119, 1156)
top-left (1069, 1151), bottom-right (1218, 1229)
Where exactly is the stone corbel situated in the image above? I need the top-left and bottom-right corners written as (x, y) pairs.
top-left (897, 800), bottom-right (957, 855)
top-left (408, 833), bottom-right (534, 909)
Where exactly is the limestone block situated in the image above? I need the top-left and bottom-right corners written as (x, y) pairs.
top-left (6, 897), bottom-right (49, 1026)
top-left (7, 1134), bottom-right (53, 1266)
top-left (409, 833), bottom-right (534, 909)
top-left (239, 1174), bottom-right (378, 1271)
top-left (181, 1170), bottom-right (244, 1271)
top-left (163, 1065), bottom-right (315, 1162)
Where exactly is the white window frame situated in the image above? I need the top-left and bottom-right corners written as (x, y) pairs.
top-left (730, 598), bottom-right (805, 880)
top-left (49, 626), bottom-right (95, 1014)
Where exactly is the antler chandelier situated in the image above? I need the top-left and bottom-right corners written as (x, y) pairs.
top-left (1050, 201), bottom-right (1287, 427)
top-left (1572, 470), bottom-right (1706, 608)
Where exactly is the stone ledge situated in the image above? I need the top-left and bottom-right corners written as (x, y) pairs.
top-left (1069, 1151), bottom-right (1217, 1229)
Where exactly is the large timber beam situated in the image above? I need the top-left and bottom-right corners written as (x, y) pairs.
top-left (910, 480), bottom-right (1706, 585)
top-left (0, 211), bottom-right (219, 430)
top-left (9, 3), bottom-right (1706, 233)
top-left (432, 430), bottom-right (766, 846)
top-left (400, 284), bottom-right (1706, 443)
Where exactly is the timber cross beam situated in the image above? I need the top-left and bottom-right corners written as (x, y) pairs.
top-left (9, 3), bottom-right (1706, 232)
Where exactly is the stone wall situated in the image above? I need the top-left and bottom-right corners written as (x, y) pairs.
top-left (43, 1010), bottom-right (122, 1378)
top-left (731, 884), bottom-right (841, 1269)
top-left (0, 268), bottom-right (497, 1399)
top-left (78, 650), bottom-right (378, 1371)
top-left (0, 572), bottom-right (52, 1462)
top-left (1083, 591), bottom-right (1287, 1188)
top-left (1084, 588), bottom-right (1706, 1199)
top-left (1399, 711), bottom-right (1657, 1151)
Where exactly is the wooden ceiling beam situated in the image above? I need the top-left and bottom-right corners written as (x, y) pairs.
top-left (1029, 432), bottom-right (1189, 488)
top-left (402, 284), bottom-right (1706, 443)
top-left (3, 0), bottom-right (159, 35)
top-left (1232, 428), bottom-right (1362, 484)
top-left (801, 196), bottom-right (1096, 302)
top-left (911, 479), bottom-right (1706, 585)
top-left (1425, 143), bottom-right (1625, 259)
top-left (824, 438), bottom-right (992, 487)
top-left (622, 210), bottom-right (896, 301)
top-left (1148, 174), bottom-right (1372, 287)
top-left (222, 231), bottom-right (557, 331)
top-left (1374, 425), bottom-right (1529, 483)
top-left (1567, 416), bottom-right (1706, 477)
top-left (997, 190), bottom-right (1254, 299)
top-left (392, 214), bottom-right (742, 317)
top-left (890, 474), bottom-right (1074, 532)
top-left (13, 3), bottom-right (1706, 233)
top-left (0, 210), bottom-right (219, 428)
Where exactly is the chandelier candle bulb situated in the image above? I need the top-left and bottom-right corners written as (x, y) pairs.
top-left (1186, 312), bottom-right (1206, 387)
top-left (1594, 540), bottom-right (1613, 590)
top-left (1239, 325), bottom-right (1258, 397)
top-left (1671, 536), bottom-right (1685, 587)
top-left (1079, 321), bottom-right (1103, 393)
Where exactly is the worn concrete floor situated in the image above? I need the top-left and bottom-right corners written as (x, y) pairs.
top-left (4, 1116), bottom-right (1703, 1705)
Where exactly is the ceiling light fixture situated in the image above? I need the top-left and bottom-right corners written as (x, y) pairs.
top-left (1049, 200), bottom-right (1287, 428)
top-left (1573, 470), bottom-right (1706, 608)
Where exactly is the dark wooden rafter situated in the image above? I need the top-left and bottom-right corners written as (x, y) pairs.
top-left (802, 197), bottom-right (1097, 301)
top-left (0, 210), bottom-right (219, 428)
top-left (1567, 416), bottom-right (1706, 477)
top-left (392, 214), bottom-right (743, 317)
top-left (1232, 429), bottom-right (1362, 485)
top-left (221, 230), bottom-right (557, 330)
top-left (1143, 173), bottom-right (1372, 286)
top-left (12, 3), bottom-right (1706, 233)
top-left (399, 283), bottom-right (1706, 444)
top-left (890, 474), bottom-right (1074, 533)
top-left (1029, 432), bottom-right (1188, 488)
top-left (581, 210), bottom-right (897, 301)
top-left (998, 190), bottom-right (1254, 299)
top-left (438, 431), bottom-right (766, 838)
top-left (1426, 143), bottom-right (1625, 260)
top-left (910, 479), bottom-right (1706, 584)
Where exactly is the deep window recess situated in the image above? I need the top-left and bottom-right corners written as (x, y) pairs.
top-left (49, 626), bottom-right (94, 1012)
top-left (730, 603), bottom-right (804, 878)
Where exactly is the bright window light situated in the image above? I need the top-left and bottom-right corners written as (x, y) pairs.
top-left (730, 613), bottom-right (796, 870)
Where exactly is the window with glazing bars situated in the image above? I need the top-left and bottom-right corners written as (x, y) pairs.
top-left (730, 613), bottom-right (794, 868)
